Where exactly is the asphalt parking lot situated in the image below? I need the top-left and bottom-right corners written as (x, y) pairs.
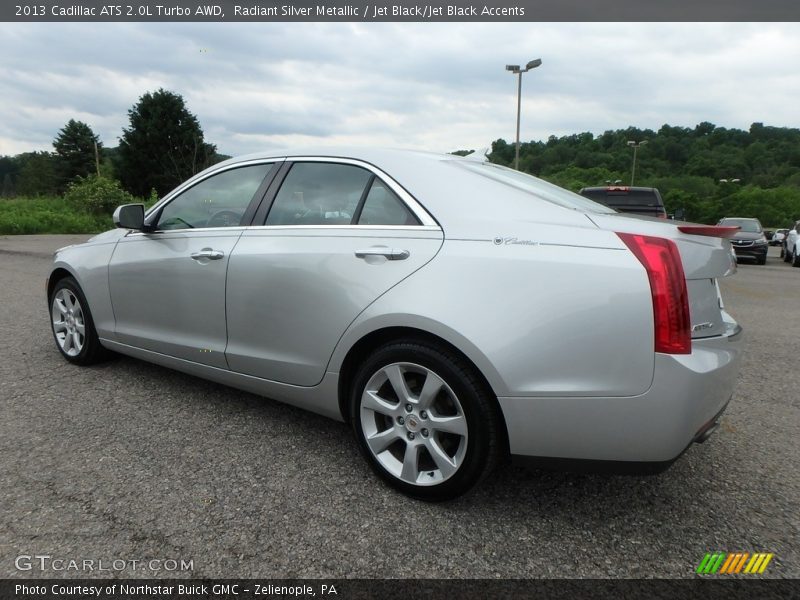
top-left (0, 235), bottom-right (797, 579)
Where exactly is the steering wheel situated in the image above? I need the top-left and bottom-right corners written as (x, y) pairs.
top-left (206, 210), bottom-right (242, 228)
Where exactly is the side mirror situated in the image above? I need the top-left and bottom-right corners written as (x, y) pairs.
top-left (113, 204), bottom-right (145, 230)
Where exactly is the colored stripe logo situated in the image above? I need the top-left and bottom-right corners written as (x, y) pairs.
top-left (696, 552), bottom-right (774, 574)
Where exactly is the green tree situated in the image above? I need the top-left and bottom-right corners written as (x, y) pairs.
top-left (117, 89), bottom-right (217, 196)
top-left (16, 152), bottom-right (59, 196)
top-left (1, 173), bottom-right (14, 197)
top-left (52, 119), bottom-right (101, 189)
top-left (0, 156), bottom-right (17, 197)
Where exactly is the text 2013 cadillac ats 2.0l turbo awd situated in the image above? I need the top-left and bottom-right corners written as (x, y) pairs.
top-left (47, 149), bottom-right (742, 500)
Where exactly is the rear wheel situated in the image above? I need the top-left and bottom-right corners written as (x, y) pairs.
top-left (784, 245), bottom-right (792, 262)
top-left (350, 340), bottom-right (503, 501)
top-left (793, 249), bottom-right (800, 268)
top-left (49, 276), bottom-right (111, 365)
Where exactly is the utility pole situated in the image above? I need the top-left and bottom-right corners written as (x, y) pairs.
top-left (94, 141), bottom-right (101, 177)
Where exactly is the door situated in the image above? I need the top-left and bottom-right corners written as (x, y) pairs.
top-left (225, 160), bottom-right (444, 386)
top-left (108, 162), bottom-right (276, 368)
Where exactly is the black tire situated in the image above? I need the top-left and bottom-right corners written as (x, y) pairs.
top-left (780, 246), bottom-right (785, 259)
top-left (48, 276), bottom-right (111, 365)
top-left (349, 340), bottom-right (503, 501)
top-left (793, 249), bottom-right (800, 268)
top-left (784, 246), bottom-right (792, 263)
top-left (757, 255), bottom-right (767, 265)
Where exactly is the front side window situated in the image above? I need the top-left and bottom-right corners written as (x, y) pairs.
top-left (266, 162), bottom-right (372, 226)
top-left (157, 164), bottom-right (272, 230)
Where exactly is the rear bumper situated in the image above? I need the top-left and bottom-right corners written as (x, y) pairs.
top-left (498, 321), bottom-right (742, 465)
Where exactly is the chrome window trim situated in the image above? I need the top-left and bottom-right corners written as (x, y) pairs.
top-left (140, 155), bottom-right (440, 233)
top-left (280, 156), bottom-right (439, 228)
top-left (125, 227), bottom-right (249, 238)
top-left (125, 225), bottom-right (442, 238)
top-left (144, 158), bottom-right (285, 219)
top-left (244, 224), bottom-right (441, 232)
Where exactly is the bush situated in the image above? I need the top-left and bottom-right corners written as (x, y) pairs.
top-left (64, 175), bottom-right (136, 215)
top-left (0, 196), bottom-right (113, 234)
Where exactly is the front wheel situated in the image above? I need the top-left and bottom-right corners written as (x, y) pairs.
top-left (350, 341), bottom-right (503, 501)
top-left (793, 249), bottom-right (800, 268)
top-left (49, 276), bottom-right (111, 365)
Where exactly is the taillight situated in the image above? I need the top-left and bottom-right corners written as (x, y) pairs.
top-left (617, 233), bottom-right (691, 354)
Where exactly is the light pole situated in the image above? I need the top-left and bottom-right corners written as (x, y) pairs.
top-left (627, 140), bottom-right (647, 186)
top-left (506, 58), bottom-right (542, 170)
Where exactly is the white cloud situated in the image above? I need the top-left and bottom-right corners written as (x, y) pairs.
top-left (1, 22), bottom-right (799, 157)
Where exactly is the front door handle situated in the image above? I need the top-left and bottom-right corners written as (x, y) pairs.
top-left (190, 248), bottom-right (224, 261)
top-left (355, 247), bottom-right (410, 261)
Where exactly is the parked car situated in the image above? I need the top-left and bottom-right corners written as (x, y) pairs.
top-left (772, 228), bottom-right (789, 246)
top-left (783, 221), bottom-right (800, 266)
top-left (47, 149), bottom-right (742, 500)
top-left (578, 186), bottom-right (667, 218)
top-left (717, 217), bottom-right (769, 265)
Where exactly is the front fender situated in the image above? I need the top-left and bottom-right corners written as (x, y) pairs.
top-left (50, 238), bottom-right (120, 339)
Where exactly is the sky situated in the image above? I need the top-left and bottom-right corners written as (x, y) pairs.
top-left (1, 22), bottom-right (799, 157)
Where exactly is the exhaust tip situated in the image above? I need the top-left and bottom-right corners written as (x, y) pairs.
top-left (695, 421), bottom-right (719, 444)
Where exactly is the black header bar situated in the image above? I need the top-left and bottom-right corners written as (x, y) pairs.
top-left (3, 0), bottom-right (800, 22)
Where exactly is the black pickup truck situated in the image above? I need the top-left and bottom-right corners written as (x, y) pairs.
top-left (579, 186), bottom-right (667, 218)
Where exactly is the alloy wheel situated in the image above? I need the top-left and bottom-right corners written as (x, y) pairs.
top-left (359, 362), bottom-right (468, 486)
top-left (51, 288), bottom-right (86, 357)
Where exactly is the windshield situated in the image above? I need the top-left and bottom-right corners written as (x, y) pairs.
top-left (454, 161), bottom-right (617, 214)
top-left (719, 218), bottom-right (763, 233)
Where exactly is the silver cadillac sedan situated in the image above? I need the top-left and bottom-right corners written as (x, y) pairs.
top-left (47, 149), bottom-right (742, 500)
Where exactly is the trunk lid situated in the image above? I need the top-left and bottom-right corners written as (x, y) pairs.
top-left (586, 213), bottom-right (737, 340)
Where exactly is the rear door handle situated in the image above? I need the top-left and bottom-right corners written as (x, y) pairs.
top-left (190, 249), bottom-right (224, 261)
top-left (355, 247), bottom-right (410, 261)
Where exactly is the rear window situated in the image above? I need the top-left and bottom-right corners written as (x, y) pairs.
top-left (454, 162), bottom-right (616, 214)
top-left (719, 218), bottom-right (763, 233)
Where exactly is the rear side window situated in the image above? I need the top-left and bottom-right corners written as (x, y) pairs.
top-left (357, 179), bottom-right (419, 226)
top-left (265, 161), bottom-right (421, 226)
top-left (266, 162), bottom-right (372, 226)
